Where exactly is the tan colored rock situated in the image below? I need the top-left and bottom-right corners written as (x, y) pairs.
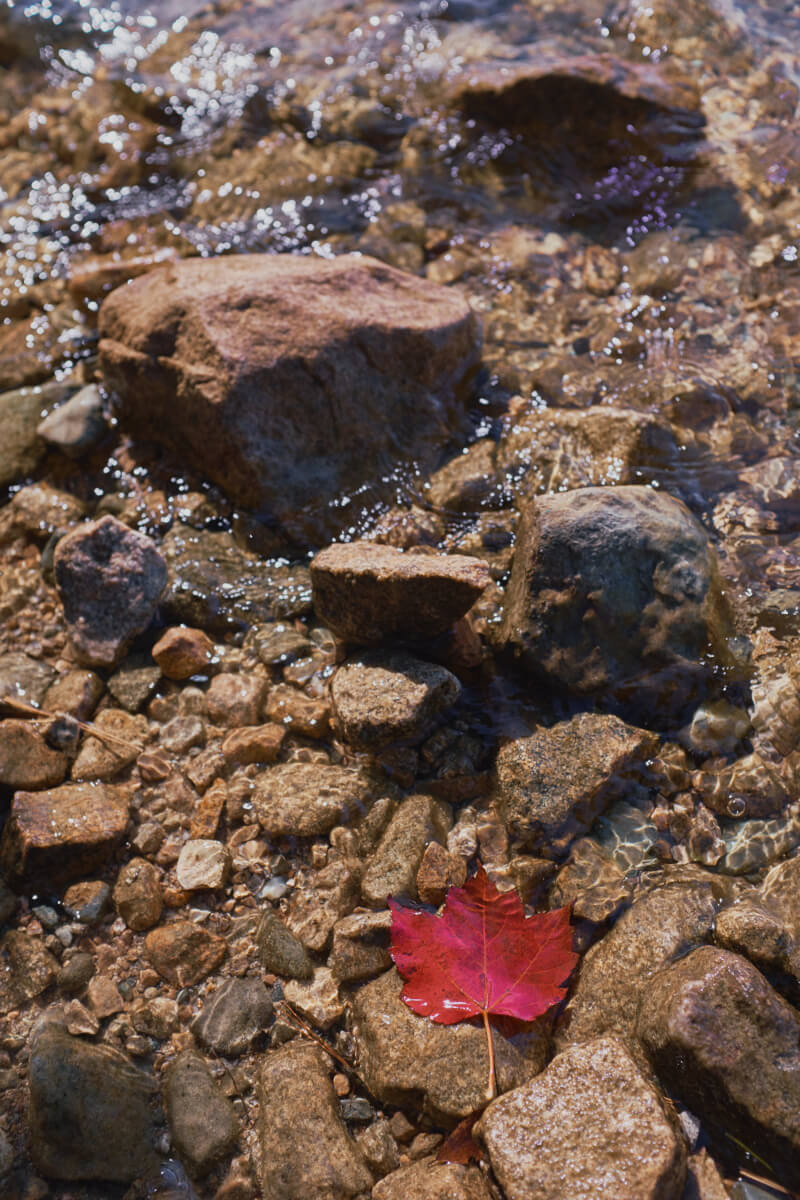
top-left (559, 879), bottom-right (717, 1046)
top-left (176, 839), bottom-right (231, 891)
top-left (113, 857), bottom-right (163, 931)
top-left (495, 713), bottom-right (657, 855)
top-left (637, 946), bottom-right (800, 1190)
top-left (285, 856), bottom-right (362, 952)
top-left (684, 1150), bottom-right (729, 1200)
top-left (43, 669), bottom-right (104, 721)
top-left (87, 975), bottom-right (124, 1018)
top-left (0, 783), bottom-right (129, 887)
top-left (0, 931), bottom-right (59, 1012)
top-left (145, 920), bottom-right (227, 986)
top-left (98, 253), bottom-right (480, 542)
top-left (373, 1157), bottom-right (494, 1200)
top-left (283, 967), bottom-right (344, 1029)
top-left (331, 651), bottom-right (461, 750)
top-left (253, 761), bottom-right (379, 837)
top-left (715, 854), bottom-right (800, 978)
top-left (310, 542), bottom-right (490, 644)
top-left (71, 709), bottom-right (147, 780)
top-left (190, 778), bottom-right (227, 838)
top-left (221, 723), bottom-right (285, 765)
top-left (258, 1041), bottom-right (372, 1200)
top-left (416, 840), bottom-right (467, 906)
top-left (0, 720), bottom-right (68, 790)
top-left (329, 909), bottom-right (392, 983)
top-left (256, 908), bottom-right (314, 979)
top-left (152, 626), bottom-right (216, 679)
top-left (362, 794), bottom-right (452, 907)
top-left (264, 684), bottom-right (330, 739)
top-left (205, 672), bottom-right (267, 727)
top-left (476, 1035), bottom-right (686, 1200)
top-left (353, 968), bottom-right (548, 1123)
top-left (164, 1049), bottom-right (239, 1176)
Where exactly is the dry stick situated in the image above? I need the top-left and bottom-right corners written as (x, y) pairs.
top-left (279, 1000), bottom-right (355, 1074)
top-left (481, 1010), bottom-right (496, 1102)
top-left (0, 696), bottom-right (143, 755)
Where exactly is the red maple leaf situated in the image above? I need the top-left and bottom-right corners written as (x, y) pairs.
top-left (389, 864), bottom-right (577, 1100)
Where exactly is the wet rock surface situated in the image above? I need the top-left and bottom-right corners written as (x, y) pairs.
top-left (164, 1049), bottom-right (239, 1176)
top-left (332, 650), bottom-right (461, 750)
top-left (99, 254), bottom-right (480, 540)
top-left (476, 1034), bottom-right (687, 1200)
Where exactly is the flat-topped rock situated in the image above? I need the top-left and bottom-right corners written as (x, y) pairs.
top-left (311, 542), bottom-right (490, 643)
top-left (331, 651), bottom-right (461, 750)
top-left (475, 1034), bottom-right (687, 1200)
top-left (0, 783), bottom-right (129, 887)
top-left (252, 761), bottom-right (381, 837)
top-left (98, 253), bottom-right (480, 542)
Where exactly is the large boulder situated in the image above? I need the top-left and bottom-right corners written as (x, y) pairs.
top-left (98, 254), bottom-right (480, 542)
top-left (500, 486), bottom-right (733, 717)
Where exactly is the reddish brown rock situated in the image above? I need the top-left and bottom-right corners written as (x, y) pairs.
top-left (98, 254), bottom-right (480, 541)
top-left (416, 840), bottom-right (467, 906)
top-left (331, 651), bottom-right (461, 750)
top-left (0, 783), bottom-right (129, 887)
top-left (54, 516), bottom-right (167, 668)
top-left (310, 542), bottom-right (490, 644)
top-left (206, 672), bottom-right (266, 727)
top-left (0, 720), bottom-right (68, 790)
top-left (113, 857), bottom-right (163, 931)
top-left (152, 626), bottom-right (216, 680)
top-left (221, 723), bottom-right (285, 766)
top-left (264, 685), bottom-right (330, 739)
top-left (145, 920), bottom-right (227, 986)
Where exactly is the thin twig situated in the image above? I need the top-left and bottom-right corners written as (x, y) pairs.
top-left (0, 695), bottom-right (143, 755)
top-left (279, 1000), bottom-right (354, 1073)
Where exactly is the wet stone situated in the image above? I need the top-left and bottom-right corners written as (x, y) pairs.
top-left (0, 783), bottom-right (129, 887)
top-left (353, 968), bottom-right (548, 1123)
top-left (56, 952), bottom-right (95, 994)
top-left (559, 879), bottom-right (717, 1046)
top-left (87, 974), bottom-right (123, 1018)
top-left (62, 879), bottom-right (110, 924)
top-left (131, 995), bottom-right (179, 1041)
top-left (637, 946), bottom-right (800, 1190)
top-left (416, 839), bottom-right (468, 906)
top-left (476, 1034), bottom-right (687, 1200)
top-left (176, 839), bottom-right (231, 891)
top-left (283, 966), bottom-right (344, 1030)
top-left (500, 486), bottom-right (733, 718)
top-left (160, 714), bottom-right (205, 754)
top-left (165, 1050), bottom-right (239, 1176)
top-left (54, 516), bottom-right (168, 669)
top-left (36, 383), bottom-right (106, 457)
top-left (113, 857), bottom-right (163, 931)
top-left (495, 713), bottom-right (658, 857)
top-left (252, 761), bottom-right (379, 838)
top-left (331, 651), bottom-right (461, 751)
top-left (310, 542), bottom-right (490, 644)
top-left (222, 722), bottom-right (285, 766)
top-left (205, 672), bottom-right (267, 727)
top-left (0, 380), bottom-right (75, 488)
top-left (264, 684), bottom-right (331, 739)
top-left (256, 908), bottom-right (313, 980)
top-left (329, 908), bottom-right (392, 983)
top-left (0, 651), bottom-right (56, 707)
top-left (28, 1021), bottom-right (161, 1182)
top-left (285, 856), bottom-right (362, 953)
top-left (107, 657), bottom-right (161, 713)
top-left (715, 855), bottom-right (800, 977)
top-left (192, 977), bottom-right (273, 1057)
top-left (71, 709), bottom-right (147, 780)
top-left (257, 1041), bottom-right (372, 1200)
top-left (0, 931), bottom-right (58, 1012)
top-left (152, 625), bottom-right (216, 679)
top-left (145, 920), bottom-right (227, 986)
top-left (0, 720), bottom-right (68, 790)
top-left (44, 669), bottom-right (104, 722)
top-left (0, 481), bottom-right (85, 546)
top-left (361, 794), bottom-right (452, 907)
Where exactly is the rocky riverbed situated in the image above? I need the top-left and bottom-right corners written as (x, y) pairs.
top-left (2, 0), bottom-right (800, 1197)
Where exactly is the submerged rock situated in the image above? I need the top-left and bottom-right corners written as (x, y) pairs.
top-left (54, 515), bottom-right (167, 668)
top-left (252, 761), bottom-right (380, 837)
top-left (310, 542), bottom-right (490, 643)
top-left (98, 254), bottom-right (480, 541)
top-left (475, 1034), bottom-right (687, 1200)
top-left (637, 946), bottom-right (800, 1189)
top-left (36, 383), bottom-right (106, 458)
top-left (494, 713), bottom-right (658, 856)
top-left (331, 651), bottom-right (461, 750)
top-left (28, 1021), bottom-right (161, 1181)
top-left (164, 1050), bottom-right (239, 1176)
top-left (373, 1158), bottom-right (494, 1200)
top-left (500, 486), bottom-right (733, 717)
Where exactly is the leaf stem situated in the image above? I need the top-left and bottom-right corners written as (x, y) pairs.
top-left (482, 1010), bottom-right (496, 1102)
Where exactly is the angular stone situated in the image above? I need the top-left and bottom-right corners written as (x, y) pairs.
top-left (559, 879), bottom-right (717, 1046)
top-left (284, 967), bottom-right (344, 1030)
top-left (43, 669), bottom-right (104, 721)
top-left (71, 709), bottom-right (148, 781)
top-left (28, 1021), bottom-right (161, 1181)
top-left (353, 968), bottom-right (548, 1123)
top-left (205, 672), bottom-right (267, 727)
top-left (311, 542), bottom-right (490, 643)
top-left (54, 516), bottom-right (167, 668)
top-left (145, 920), bottom-right (227, 986)
top-left (500, 486), bottom-right (733, 717)
top-left (256, 908), bottom-right (314, 980)
top-left (131, 996), bottom-right (179, 1041)
top-left (113, 857), bottom-right (163, 931)
top-left (164, 1049), bottom-right (239, 1176)
top-left (373, 1158), bottom-right (494, 1200)
top-left (331, 652), bottom-right (461, 750)
top-left (416, 840), bottom-right (467, 906)
top-left (715, 855), bottom-right (800, 978)
top-left (0, 720), bottom-right (68, 790)
top-left (221, 723), bottom-right (285, 766)
top-left (152, 625), bottom-right (216, 679)
top-left (107, 657), bottom-right (161, 713)
top-left (258, 1041), bottom-right (372, 1200)
top-left (362, 794), bottom-right (452, 907)
top-left (62, 879), bottom-right (111, 924)
top-left (37, 383), bottom-right (106, 457)
top-left (98, 254), bottom-right (480, 542)
top-left (264, 684), bottom-right (331, 739)
top-left (253, 762), bottom-right (379, 838)
top-left (0, 481), bottom-right (85, 546)
top-left (637, 946), bottom-right (800, 1189)
top-left (329, 908), bottom-right (392, 983)
top-left (176, 839), bottom-right (231, 891)
top-left (0, 381), bottom-right (74, 487)
top-left (192, 977), bottom-right (273, 1057)
top-left (495, 714), bottom-right (658, 856)
top-left (0, 931), bottom-right (58, 1012)
top-left (476, 1035), bottom-right (686, 1200)
top-left (285, 857), bottom-right (362, 953)
top-left (87, 975), bottom-right (124, 1019)
top-left (160, 714), bottom-right (205, 755)
top-left (0, 651), bottom-right (56, 707)
top-left (0, 783), bottom-right (129, 887)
